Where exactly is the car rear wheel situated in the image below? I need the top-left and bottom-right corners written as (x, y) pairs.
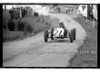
top-left (69, 30), bottom-right (73, 43)
top-left (73, 28), bottom-right (76, 40)
top-left (44, 30), bottom-right (48, 42)
top-left (64, 29), bottom-right (67, 37)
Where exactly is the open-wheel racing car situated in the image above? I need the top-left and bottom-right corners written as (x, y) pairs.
top-left (44, 22), bottom-right (76, 43)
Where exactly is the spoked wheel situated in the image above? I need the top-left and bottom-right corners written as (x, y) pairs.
top-left (69, 30), bottom-right (73, 43)
top-left (44, 30), bottom-right (48, 42)
top-left (51, 28), bottom-right (54, 40)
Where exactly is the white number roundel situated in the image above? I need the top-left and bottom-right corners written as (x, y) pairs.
top-left (53, 28), bottom-right (64, 37)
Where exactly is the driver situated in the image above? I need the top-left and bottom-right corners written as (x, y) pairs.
top-left (59, 22), bottom-right (67, 36)
top-left (59, 22), bottom-right (66, 29)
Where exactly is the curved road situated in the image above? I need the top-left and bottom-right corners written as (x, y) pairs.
top-left (3, 7), bottom-right (86, 67)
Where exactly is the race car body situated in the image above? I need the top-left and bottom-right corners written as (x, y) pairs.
top-left (44, 27), bottom-right (76, 43)
top-left (53, 27), bottom-right (64, 37)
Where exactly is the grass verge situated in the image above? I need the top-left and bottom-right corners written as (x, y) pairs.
top-left (69, 15), bottom-right (97, 67)
top-left (3, 16), bottom-right (59, 42)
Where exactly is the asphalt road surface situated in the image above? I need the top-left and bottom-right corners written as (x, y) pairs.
top-left (3, 7), bottom-right (86, 67)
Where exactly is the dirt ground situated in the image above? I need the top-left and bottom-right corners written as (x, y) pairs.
top-left (69, 15), bottom-right (97, 67)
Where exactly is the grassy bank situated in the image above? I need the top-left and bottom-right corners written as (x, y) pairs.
top-left (3, 9), bottom-right (59, 42)
top-left (69, 15), bottom-right (97, 67)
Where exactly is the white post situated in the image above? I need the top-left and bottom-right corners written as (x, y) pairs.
top-left (93, 19), bottom-right (95, 28)
top-left (4, 5), bottom-right (6, 11)
top-left (86, 17), bottom-right (87, 23)
top-left (86, 5), bottom-right (88, 23)
top-left (19, 9), bottom-right (22, 18)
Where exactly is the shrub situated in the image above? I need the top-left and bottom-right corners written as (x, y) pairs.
top-left (3, 13), bottom-right (59, 42)
top-left (18, 20), bottom-right (25, 31)
top-left (8, 20), bottom-right (15, 31)
top-left (25, 24), bottom-right (33, 33)
top-left (34, 12), bottom-right (39, 17)
top-left (3, 9), bottom-right (11, 30)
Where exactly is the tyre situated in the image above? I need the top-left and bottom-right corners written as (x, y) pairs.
top-left (44, 30), bottom-right (48, 42)
top-left (69, 30), bottom-right (73, 43)
top-left (51, 28), bottom-right (54, 40)
top-left (73, 28), bottom-right (76, 40)
top-left (64, 29), bottom-right (67, 37)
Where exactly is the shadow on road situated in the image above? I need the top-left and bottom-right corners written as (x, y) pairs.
top-left (47, 39), bottom-right (71, 43)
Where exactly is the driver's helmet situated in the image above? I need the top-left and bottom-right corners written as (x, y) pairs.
top-left (59, 22), bottom-right (64, 28)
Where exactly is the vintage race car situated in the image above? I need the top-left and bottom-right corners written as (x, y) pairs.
top-left (44, 27), bottom-right (76, 43)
